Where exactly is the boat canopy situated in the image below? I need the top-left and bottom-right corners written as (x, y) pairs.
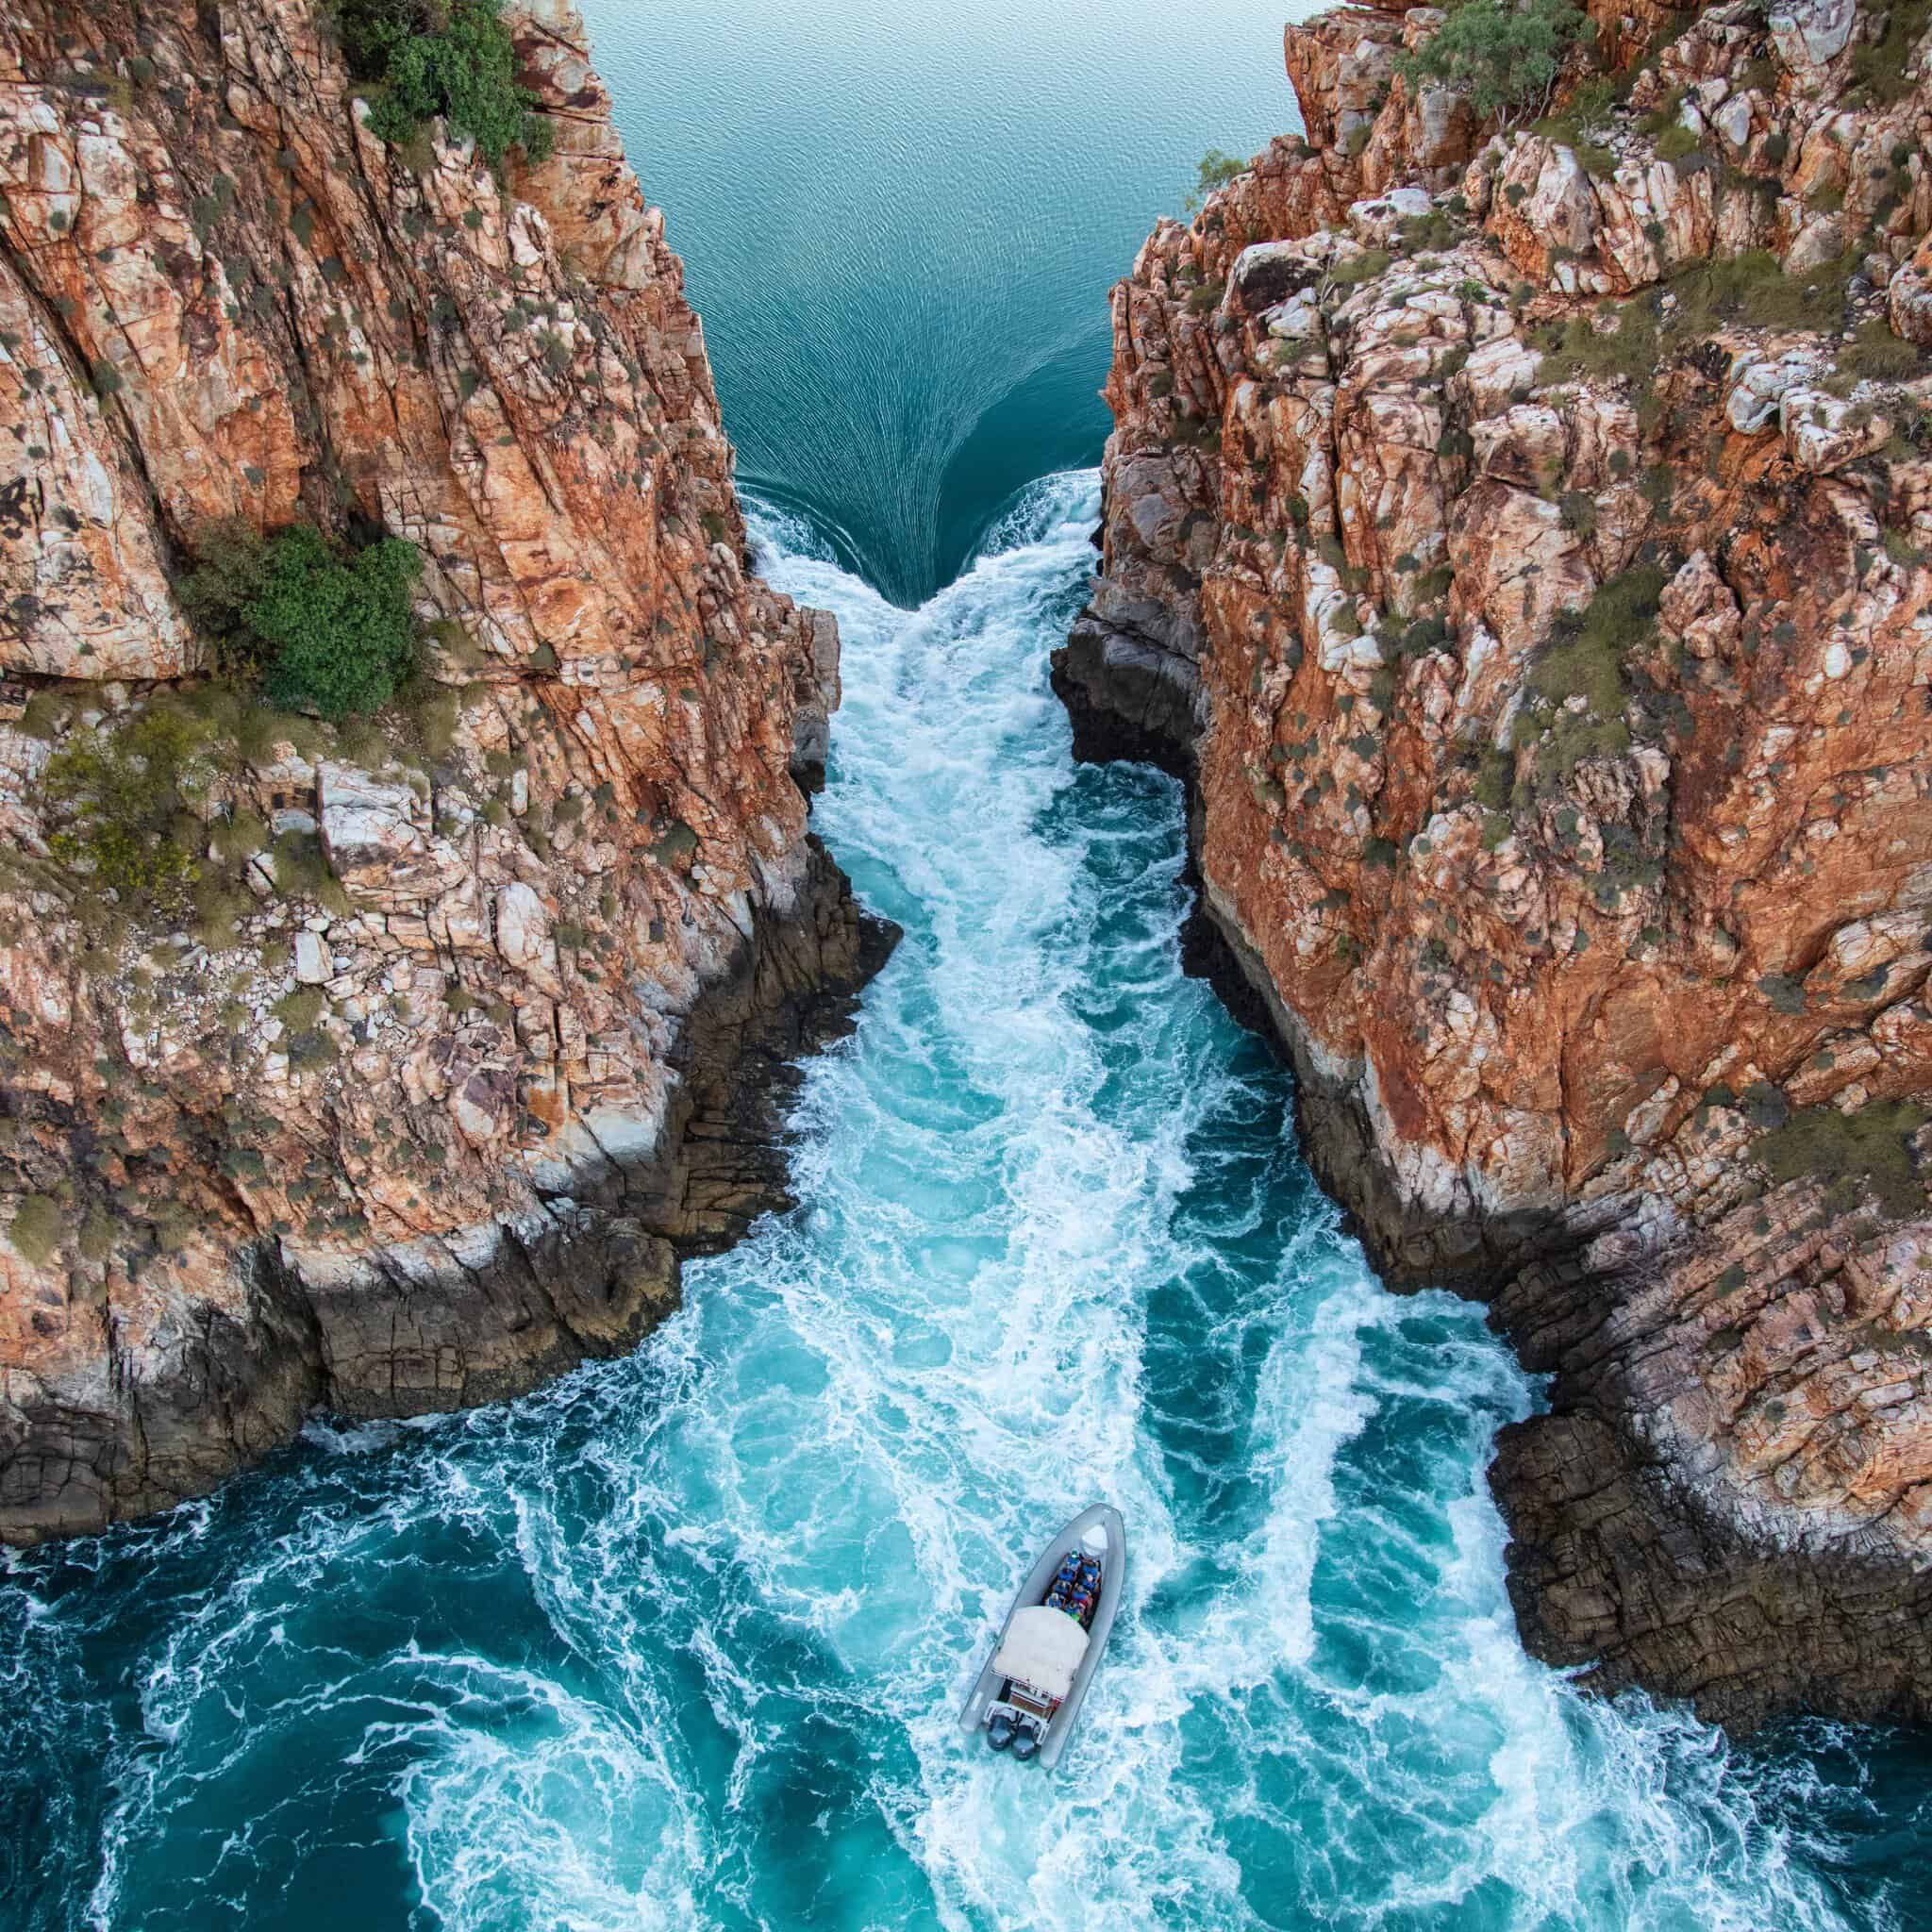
top-left (992, 1605), bottom-right (1091, 1700)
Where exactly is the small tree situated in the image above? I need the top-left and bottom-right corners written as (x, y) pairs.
top-left (177, 518), bottom-right (279, 675)
top-left (1185, 148), bottom-right (1248, 214)
top-left (249, 525), bottom-right (424, 721)
top-left (1397, 0), bottom-right (1586, 129)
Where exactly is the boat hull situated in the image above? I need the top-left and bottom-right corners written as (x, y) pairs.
top-left (958, 1502), bottom-right (1126, 1771)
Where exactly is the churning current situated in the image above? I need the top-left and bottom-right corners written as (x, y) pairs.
top-left (1, 483), bottom-right (1923, 1929)
top-left (5, 0), bottom-right (1930, 1924)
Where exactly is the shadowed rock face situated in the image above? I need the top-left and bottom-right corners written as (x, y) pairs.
top-left (1062, 0), bottom-right (1932, 1728)
top-left (0, 0), bottom-right (894, 1542)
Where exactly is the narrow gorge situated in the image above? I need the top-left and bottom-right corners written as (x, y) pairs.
top-left (4, 1), bottom-right (1931, 1926)
top-left (1058, 0), bottom-right (1932, 1727)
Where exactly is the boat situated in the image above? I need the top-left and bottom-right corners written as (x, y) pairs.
top-left (958, 1503), bottom-right (1125, 1768)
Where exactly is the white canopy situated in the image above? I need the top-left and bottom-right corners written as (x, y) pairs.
top-left (992, 1606), bottom-right (1091, 1701)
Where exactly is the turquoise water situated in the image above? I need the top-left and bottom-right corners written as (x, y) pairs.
top-left (6, 6), bottom-right (1931, 1928)
top-left (582, 0), bottom-right (1305, 602)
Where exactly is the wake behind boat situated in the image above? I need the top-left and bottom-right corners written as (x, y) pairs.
top-left (958, 1504), bottom-right (1125, 1769)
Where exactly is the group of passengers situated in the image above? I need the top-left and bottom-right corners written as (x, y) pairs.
top-left (1045, 1550), bottom-right (1102, 1627)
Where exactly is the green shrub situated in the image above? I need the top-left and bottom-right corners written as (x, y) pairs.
top-left (1849, 0), bottom-right (1932, 105)
top-left (1329, 248), bottom-right (1392, 287)
top-left (274, 987), bottom-right (327, 1032)
top-left (1757, 1100), bottom-right (1929, 1216)
top-left (1653, 122), bottom-right (1700, 163)
top-left (1185, 148), bottom-right (1247, 214)
top-left (1515, 565), bottom-right (1667, 787)
top-left (192, 874), bottom-right (253, 950)
top-left (331, 0), bottom-right (552, 171)
top-left (1532, 565), bottom-right (1667, 711)
top-left (1532, 74), bottom-right (1619, 150)
top-left (42, 704), bottom-right (216, 912)
top-left (1397, 208), bottom-right (1464, 252)
top-left (245, 524), bottom-right (423, 720)
top-left (177, 518), bottom-right (282, 675)
top-left (7, 1194), bottom-right (63, 1267)
top-left (1397, 0), bottom-right (1586, 128)
top-left (77, 1207), bottom-right (116, 1262)
top-left (647, 819), bottom-right (699, 864)
top-left (1474, 746), bottom-right (1514, 809)
top-left (270, 829), bottom-right (352, 915)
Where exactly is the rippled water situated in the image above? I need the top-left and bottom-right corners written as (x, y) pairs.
top-left (6, 4), bottom-right (1931, 1925)
top-left (582, 0), bottom-right (1307, 602)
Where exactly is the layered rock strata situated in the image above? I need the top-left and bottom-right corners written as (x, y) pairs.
top-left (0, 0), bottom-right (891, 1541)
top-left (1060, 0), bottom-right (1932, 1727)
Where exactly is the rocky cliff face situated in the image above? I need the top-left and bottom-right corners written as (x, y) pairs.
top-left (1060, 0), bottom-right (1932, 1728)
top-left (0, 0), bottom-right (891, 1542)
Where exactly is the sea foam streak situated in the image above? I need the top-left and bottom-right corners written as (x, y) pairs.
top-left (0, 474), bottom-right (1911, 1932)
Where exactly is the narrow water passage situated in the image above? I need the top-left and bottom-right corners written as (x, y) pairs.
top-left (3, 482), bottom-right (1923, 1930)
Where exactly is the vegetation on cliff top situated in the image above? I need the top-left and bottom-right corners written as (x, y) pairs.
top-left (329, 0), bottom-right (552, 171)
top-left (1397, 0), bottom-right (1587, 128)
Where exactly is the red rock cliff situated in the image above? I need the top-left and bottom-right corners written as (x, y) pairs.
top-left (1058, 0), bottom-right (1932, 1727)
top-left (0, 0), bottom-right (891, 1541)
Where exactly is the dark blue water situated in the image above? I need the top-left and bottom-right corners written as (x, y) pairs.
top-left (5, 5), bottom-right (1930, 1926)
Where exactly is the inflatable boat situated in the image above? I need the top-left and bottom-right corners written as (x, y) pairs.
top-left (958, 1503), bottom-right (1125, 1769)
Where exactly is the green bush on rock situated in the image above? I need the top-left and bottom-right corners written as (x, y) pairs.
top-left (250, 525), bottom-right (423, 721)
top-left (330, 0), bottom-right (552, 171)
top-left (1397, 0), bottom-right (1587, 128)
top-left (1513, 565), bottom-right (1669, 789)
top-left (42, 703), bottom-right (219, 913)
top-left (183, 522), bottom-right (424, 722)
top-left (1185, 149), bottom-right (1247, 214)
top-left (1757, 1100), bottom-right (1930, 1217)
top-left (7, 1194), bottom-right (64, 1268)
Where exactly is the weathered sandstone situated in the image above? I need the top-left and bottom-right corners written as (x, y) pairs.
top-left (0, 0), bottom-right (892, 1541)
top-left (1062, 0), bottom-right (1932, 1727)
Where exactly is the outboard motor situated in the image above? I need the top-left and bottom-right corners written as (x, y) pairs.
top-left (1008, 1726), bottom-right (1041, 1763)
top-left (986, 1712), bottom-right (1017, 1752)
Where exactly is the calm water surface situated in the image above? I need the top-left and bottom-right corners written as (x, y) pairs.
top-left (4, 5), bottom-right (1929, 1927)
